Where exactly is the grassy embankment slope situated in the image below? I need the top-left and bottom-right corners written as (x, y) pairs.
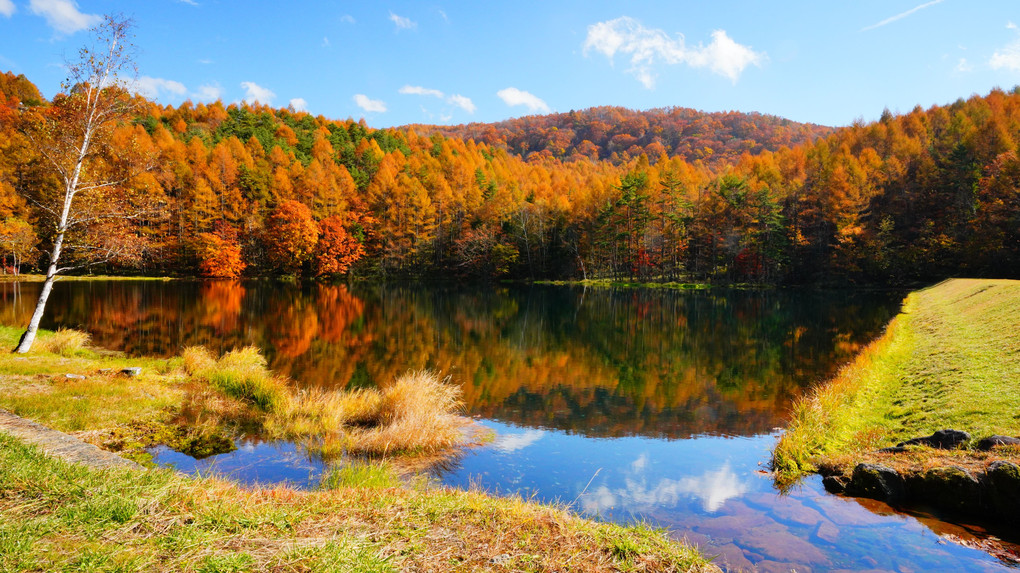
top-left (774, 278), bottom-right (1020, 480)
top-left (0, 326), bottom-right (714, 572)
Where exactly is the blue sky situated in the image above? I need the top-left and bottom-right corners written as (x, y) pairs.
top-left (1, 0), bottom-right (1018, 128)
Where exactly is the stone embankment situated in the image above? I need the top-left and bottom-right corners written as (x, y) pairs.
top-left (0, 408), bottom-right (142, 470)
top-left (821, 429), bottom-right (1020, 522)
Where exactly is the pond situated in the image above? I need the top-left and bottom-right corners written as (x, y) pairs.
top-left (2, 280), bottom-right (1017, 571)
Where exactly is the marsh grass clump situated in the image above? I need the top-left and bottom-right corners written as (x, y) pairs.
top-left (318, 460), bottom-right (402, 490)
top-left (185, 346), bottom-right (289, 413)
top-left (35, 328), bottom-right (91, 356)
top-left (347, 370), bottom-right (465, 455)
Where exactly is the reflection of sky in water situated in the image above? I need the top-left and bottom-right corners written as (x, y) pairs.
top-left (440, 420), bottom-right (771, 521)
top-left (149, 420), bottom-right (1018, 571)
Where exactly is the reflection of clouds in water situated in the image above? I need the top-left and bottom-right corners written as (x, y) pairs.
top-left (492, 429), bottom-right (545, 453)
top-left (580, 458), bottom-right (747, 514)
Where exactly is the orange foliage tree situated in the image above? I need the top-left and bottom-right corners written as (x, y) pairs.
top-left (315, 214), bottom-right (365, 276)
top-left (195, 222), bottom-right (245, 278)
top-left (265, 199), bottom-right (319, 274)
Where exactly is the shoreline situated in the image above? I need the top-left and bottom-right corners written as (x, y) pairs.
top-left (773, 279), bottom-right (1020, 525)
top-left (0, 325), bottom-right (716, 572)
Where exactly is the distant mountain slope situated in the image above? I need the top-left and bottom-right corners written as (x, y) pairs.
top-left (410, 106), bottom-right (833, 166)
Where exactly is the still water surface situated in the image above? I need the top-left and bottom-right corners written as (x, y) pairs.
top-left (2, 280), bottom-right (1017, 571)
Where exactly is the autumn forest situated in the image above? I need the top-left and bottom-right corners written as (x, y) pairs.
top-left (1, 70), bottom-right (1018, 285)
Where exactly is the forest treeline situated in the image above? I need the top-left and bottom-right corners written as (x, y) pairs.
top-left (0, 70), bottom-right (1018, 284)
top-left (413, 106), bottom-right (832, 166)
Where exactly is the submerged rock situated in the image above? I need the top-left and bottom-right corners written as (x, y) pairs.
top-left (896, 429), bottom-right (970, 449)
top-left (976, 435), bottom-right (1020, 450)
top-left (845, 463), bottom-right (904, 503)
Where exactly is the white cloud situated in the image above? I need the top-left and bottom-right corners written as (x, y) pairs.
top-left (955, 58), bottom-right (972, 73)
top-left (0, 0), bottom-right (16, 18)
top-left (389, 11), bottom-right (416, 30)
top-left (125, 76), bottom-right (187, 100)
top-left (400, 85), bottom-right (444, 98)
top-left (861, 0), bottom-right (944, 32)
top-left (1009, 22), bottom-right (1018, 30)
top-left (448, 94), bottom-right (476, 114)
top-left (583, 17), bottom-right (763, 87)
top-left (340, 14), bottom-right (355, 24)
top-left (322, 36), bottom-right (330, 48)
top-left (354, 93), bottom-right (387, 113)
top-left (240, 81), bottom-right (275, 105)
top-left (29, 0), bottom-right (101, 34)
top-left (991, 40), bottom-right (1020, 72)
top-left (438, 9), bottom-right (448, 23)
top-left (578, 460), bottom-right (748, 515)
top-left (497, 87), bottom-right (550, 114)
top-left (492, 429), bottom-right (545, 453)
top-left (198, 58), bottom-right (213, 65)
top-left (193, 83), bottom-right (222, 101)
top-left (177, 0), bottom-right (198, 6)
top-left (289, 97), bottom-right (308, 112)
top-left (401, 85), bottom-right (476, 115)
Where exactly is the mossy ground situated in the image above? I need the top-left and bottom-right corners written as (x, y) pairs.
top-left (773, 278), bottom-right (1020, 482)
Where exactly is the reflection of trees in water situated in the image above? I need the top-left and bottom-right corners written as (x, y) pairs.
top-left (11, 281), bottom-right (901, 439)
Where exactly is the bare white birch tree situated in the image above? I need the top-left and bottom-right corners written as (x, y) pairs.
top-left (14, 15), bottom-right (140, 353)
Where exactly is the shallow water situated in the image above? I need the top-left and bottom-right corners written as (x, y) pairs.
top-left (4, 280), bottom-right (1018, 571)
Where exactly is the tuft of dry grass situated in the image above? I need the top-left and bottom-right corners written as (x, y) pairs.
top-left (347, 370), bottom-right (465, 455)
top-left (35, 328), bottom-right (91, 356)
top-left (185, 345), bottom-right (290, 413)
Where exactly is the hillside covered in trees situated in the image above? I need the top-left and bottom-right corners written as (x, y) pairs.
top-left (0, 70), bottom-right (1018, 284)
top-left (412, 106), bottom-right (833, 166)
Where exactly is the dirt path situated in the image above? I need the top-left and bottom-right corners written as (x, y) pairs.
top-left (0, 408), bottom-right (142, 470)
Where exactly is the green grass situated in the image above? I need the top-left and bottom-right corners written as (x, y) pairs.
top-left (774, 278), bottom-right (1020, 481)
top-left (0, 433), bottom-right (714, 572)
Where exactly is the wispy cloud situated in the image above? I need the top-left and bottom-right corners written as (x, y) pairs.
top-left (125, 76), bottom-right (187, 100)
top-left (990, 39), bottom-right (1020, 72)
top-left (497, 87), bottom-right (550, 114)
top-left (955, 58), bottom-right (972, 73)
top-left (321, 36), bottom-right (330, 48)
top-left (29, 0), bottom-right (101, 35)
top-left (1008, 21), bottom-right (1017, 30)
top-left (492, 429), bottom-right (545, 453)
top-left (340, 14), bottom-right (355, 24)
top-left (861, 0), bottom-right (944, 32)
top-left (240, 81), bottom-right (275, 105)
top-left (448, 94), bottom-right (476, 114)
top-left (584, 17), bottom-right (764, 87)
top-left (389, 11), bottom-right (416, 30)
top-left (354, 94), bottom-right (387, 113)
top-left (401, 85), bottom-right (477, 115)
top-left (177, 0), bottom-right (198, 6)
top-left (400, 85), bottom-right (444, 98)
top-left (193, 83), bottom-right (223, 102)
top-left (289, 98), bottom-right (308, 112)
top-left (0, 0), bottom-right (16, 18)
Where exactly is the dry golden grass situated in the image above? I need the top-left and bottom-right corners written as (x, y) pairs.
top-left (347, 370), bottom-right (466, 455)
top-left (34, 327), bottom-right (91, 356)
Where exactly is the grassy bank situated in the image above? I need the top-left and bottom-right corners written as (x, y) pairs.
top-left (0, 326), bottom-right (467, 462)
top-left (0, 433), bottom-right (714, 572)
top-left (0, 326), bottom-right (715, 571)
top-left (773, 278), bottom-right (1020, 482)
